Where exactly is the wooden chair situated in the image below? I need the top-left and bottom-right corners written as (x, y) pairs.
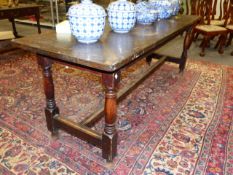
top-left (210, 0), bottom-right (230, 26)
top-left (191, 0), bottom-right (228, 56)
top-left (184, 0), bottom-right (200, 15)
top-left (225, 0), bottom-right (233, 47)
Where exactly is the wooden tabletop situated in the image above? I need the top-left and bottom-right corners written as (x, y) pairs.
top-left (12, 15), bottom-right (200, 72)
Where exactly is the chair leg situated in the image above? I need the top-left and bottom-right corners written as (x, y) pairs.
top-left (226, 33), bottom-right (233, 47)
top-left (231, 51), bottom-right (233, 56)
top-left (214, 36), bottom-right (221, 49)
top-left (207, 40), bottom-right (211, 48)
top-left (210, 36), bottom-right (215, 40)
top-left (200, 36), bottom-right (209, 57)
top-left (199, 39), bottom-right (204, 47)
top-left (193, 32), bottom-right (199, 41)
top-left (218, 34), bottom-right (227, 54)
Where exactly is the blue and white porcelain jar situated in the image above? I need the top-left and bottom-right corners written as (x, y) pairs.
top-left (149, 0), bottom-right (173, 19)
top-left (136, 1), bottom-right (156, 25)
top-left (68, 0), bottom-right (106, 43)
top-left (107, 0), bottom-right (136, 33)
top-left (171, 0), bottom-right (180, 15)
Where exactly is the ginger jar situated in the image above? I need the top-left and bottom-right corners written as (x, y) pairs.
top-left (107, 0), bottom-right (136, 33)
top-left (171, 0), bottom-right (180, 15)
top-left (149, 0), bottom-right (173, 19)
top-left (136, 1), bottom-right (156, 25)
top-left (68, 0), bottom-right (106, 43)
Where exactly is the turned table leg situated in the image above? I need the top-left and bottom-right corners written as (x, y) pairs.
top-left (146, 55), bottom-right (153, 65)
top-left (9, 18), bottom-right (18, 38)
top-left (35, 10), bottom-right (41, 34)
top-left (37, 55), bottom-right (59, 135)
top-left (180, 26), bottom-right (193, 72)
top-left (102, 72), bottom-right (120, 162)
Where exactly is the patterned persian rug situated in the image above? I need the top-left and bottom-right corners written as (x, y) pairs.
top-left (0, 50), bottom-right (233, 175)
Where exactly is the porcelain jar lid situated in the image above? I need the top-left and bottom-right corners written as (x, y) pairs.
top-left (108, 0), bottom-right (136, 12)
top-left (148, 0), bottom-right (172, 5)
top-left (67, 0), bottom-right (106, 18)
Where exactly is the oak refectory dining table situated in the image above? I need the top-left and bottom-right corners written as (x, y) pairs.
top-left (11, 15), bottom-right (200, 162)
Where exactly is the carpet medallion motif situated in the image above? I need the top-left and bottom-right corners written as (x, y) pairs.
top-left (0, 51), bottom-right (232, 175)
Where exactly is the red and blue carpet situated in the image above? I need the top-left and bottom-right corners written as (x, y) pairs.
top-left (0, 50), bottom-right (233, 175)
